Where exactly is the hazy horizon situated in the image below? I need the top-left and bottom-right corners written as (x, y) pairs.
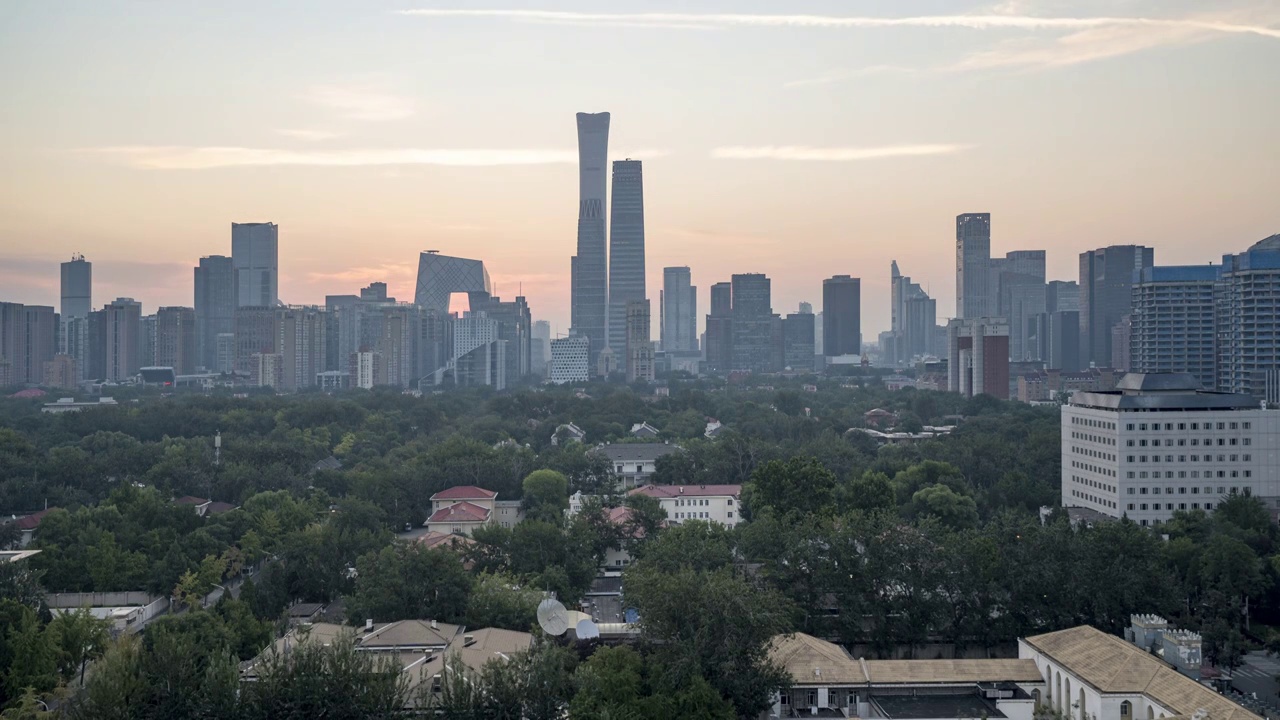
top-left (3, 0), bottom-right (1277, 338)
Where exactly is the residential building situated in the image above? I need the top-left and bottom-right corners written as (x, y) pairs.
top-left (194, 255), bottom-right (234, 371)
top-left (279, 306), bottom-right (327, 392)
top-left (60, 315), bottom-right (89, 385)
top-left (426, 485), bottom-right (524, 535)
top-left (823, 275), bottom-right (862, 358)
top-left (1216, 235), bottom-right (1280, 399)
top-left (628, 484), bottom-right (741, 527)
top-left (549, 335), bottom-right (589, 384)
top-left (22, 305), bottom-right (58, 386)
top-left (231, 222), bottom-right (279, 308)
top-left (782, 313), bottom-right (815, 371)
top-left (591, 442), bottom-right (679, 489)
top-left (375, 304), bottom-right (418, 388)
top-left (607, 159), bottom-right (646, 356)
top-left (947, 317), bottom-right (1010, 399)
top-left (1130, 265), bottom-right (1217, 390)
top-left (571, 111), bottom-right (610, 371)
top-left (625, 299), bottom-right (654, 383)
top-left (0, 303), bottom-right (25, 385)
top-left (413, 251), bottom-right (491, 315)
top-left (249, 352), bottom-right (282, 388)
top-left (1112, 315), bottom-right (1132, 371)
top-left (155, 306), bottom-right (197, 375)
top-left (138, 313), bottom-right (157, 369)
top-left (704, 281), bottom-right (733, 372)
top-left (956, 213), bottom-right (992, 319)
top-left (233, 306), bottom-right (280, 375)
top-left (91, 298), bottom-right (142, 382)
top-left (660, 266), bottom-right (696, 352)
top-left (1020, 625), bottom-right (1261, 720)
top-left (349, 350), bottom-right (381, 389)
top-left (43, 354), bottom-right (77, 389)
top-left (731, 273), bottom-right (774, 373)
top-left (1061, 372), bottom-right (1277, 525)
top-left (1079, 245), bottom-right (1155, 369)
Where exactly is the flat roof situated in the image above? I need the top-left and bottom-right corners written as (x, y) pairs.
top-left (593, 443), bottom-right (679, 462)
top-left (872, 693), bottom-right (1006, 719)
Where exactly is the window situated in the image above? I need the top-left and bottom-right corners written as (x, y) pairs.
top-left (1140, 423), bottom-right (1148, 430)
top-left (1127, 455), bottom-right (1136, 462)
top-left (1140, 487), bottom-right (1148, 494)
top-left (1127, 423), bottom-right (1135, 431)
top-left (1128, 503), bottom-right (1135, 510)
top-left (1192, 503), bottom-right (1199, 509)
top-left (1152, 487), bottom-right (1161, 495)
top-left (727, 511), bottom-right (734, 518)
top-left (1217, 422), bottom-right (1225, 430)
top-left (1178, 423), bottom-right (1186, 431)
top-left (1205, 503), bottom-right (1214, 510)
top-left (1179, 503), bottom-right (1187, 510)
top-left (727, 498), bottom-right (734, 505)
top-left (1178, 487), bottom-right (1186, 494)
top-left (1127, 440), bottom-right (1135, 447)
top-left (1140, 504), bottom-right (1148, 510)
top-left (1140, 439), bottom-right (1148, 447)
top-left (1190, 486), bottom-right (1197, 493)
top-left (1244, 422), bottom-right (1251, 430)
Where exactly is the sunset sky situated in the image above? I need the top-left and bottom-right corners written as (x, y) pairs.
top-left (2, 0), bottom-right (1278, 338)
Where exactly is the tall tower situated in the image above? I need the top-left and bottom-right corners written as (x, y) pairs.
top-left (231, 222), bottom-right (279, 307)
top-left (570, 112), bottom-right (610, 371)
top-left (661, 266), bottom-right (696, 353)
top-left (822, 275), bottom-right (862, 357)
top-left (1078, 245), bottom-right (1154, 369)
top-left (608, 159), bottom-right (646, 355)
top-left (60, 254), bottom-right (92, 320)
top-left (195, 255), bottom-right (235, 371)
top-left (956, 213), bottom-right (991, 319)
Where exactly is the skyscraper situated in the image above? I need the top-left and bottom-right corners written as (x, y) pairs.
top-left (625, 300), bottom-right (654, 383)
top-left (705, 281), bottom-right (733, 372)
top-left (1130, 266), bottom-right (1217, 390)
top-left (532, 320), bottom-right (551, 377)
top-left (469, 291), bottom-right (532, 384)
top-left (661, 267), bottom-right (696, 352)
top-left (1046, 280), bottom-right (1080, 313)
top-left (608, 159), bottom-right (646, 355)
top-left (1216, 235), bottom-right (1280, 398)
top-left (231, 222), bottom-right (279, 308)
top-left (550, 336), bottom-right (589, 384)
top-left (1079, 245), bottom-right (1154, 368)
top-left (93, 298), bottom-right (142, 382)
top-left (0, 303), bottom-right (23, 386)
top-left (195, 255), bottom-right (235, 371)
top-left (947, 317), bottom-right (1010, 399)
top-left (279, 306), bottom-right (327, 392)
top-left (234, 306), bottom-right (281, 374)
top-left (414, 251), bottom-right (491, 314)
top-left (783, 313), bottom-right (815, 371)
top-left (956, 213), bottom-right (992, 319)
top-left (822, 275), bottom-right (862, 357)
top-left (570, 112), bottom-right (610, 371)
top-left (731, 274), bottom-right (774, 373)
top-left (155, 306), bottom-right (197, 375)
top-left (60, 254), bottom-right (91, 321)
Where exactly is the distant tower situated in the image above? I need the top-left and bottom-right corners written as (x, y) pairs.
top-left (231, 222), bottom-right (279, 307)
top-left (60, 254), bottom-right (92, 320)
top-left (608, 159), bottom-right (646, 356)
top-left (661, 266), bottom-right (696, 352)
top-left (195, 255), bottom-right (235, 371)
top-left (956, 213), bottom-right (991, 320)
top-left (570, 112), bottom-right (610, 372)
top-left (822, 275), bottom-right (862, 357)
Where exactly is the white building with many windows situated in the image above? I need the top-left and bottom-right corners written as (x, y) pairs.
top-left (628, 484), bottom-right (741, 527)
top-left (1062, 372), bottom-right (1278, 526)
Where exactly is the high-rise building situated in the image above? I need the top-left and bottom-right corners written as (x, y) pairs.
top-left (1111, 316), bottom-right (1132, 371)
top-left (661, 266), bottom-right (697, 352)
top-left (705, 282), bottom-right (733, 372)
top-left (625, 300), bottom-right (654, 383)
top-left (375, 305), bottom-right (419, 388)
top-left (1217, 235), bottom-right (1280, 399)
top-left (469, 292), bottom-right (532, 384)
top-left (349, 350), bottom-right (381, 390)
top-left (1079, 245), bottom-right (1154, 369)
top-left (249, 352), bottom-right (283, 388)
top-left (1030, 311), bottom-right (1081, 372)
top-left (195, 255), bottom-right (235, 371)
top-left (414, 251), bottom-right (491, 314)
top-left (361, 282), bottom-right (392, 302)
top-left (783, 313), bottom-right (816, 371)
top-left (608, 160), bottom-right (646, 356)
top-left (956, 213), bottom-right (992, 319)
top-left (155, 306), bottom-right (197, 375)
top-left (0, 303), bottom-right (26, 386)
top-left (232, 222), bottom-right (279, 308)
top-left (138, 313), bottom-right (157, 369)
top-left (279, 307), bottom-right (327, 392)
top-left (60, 254), bottom-right (92, 321)
top-left (1047, 280), bottom-right (1080, 313)
top-left (233, 306), bottom-right (281, 374)
top-left (92, 298), bottom-right (142, 382)
top-left (550, 335), bottom-right (589, 384)
top-left (947, 317), bottom-right (1010, 399)
top-left (20, 306), bottom-right (57, 386)
top-left (532, 320), bottom-right (551, 377)
top-left (731, 274), bottom-right (774, 373)
top-left (1130, 266), bottom-right (1217, 390)
top-left (570, 112), bottom-right (610, 372)
top-left (822, 275), bottom-right (862, 357)
top-left (450, 313), bottom-right (506, 390)
top-left (43, 354), bottom-right (77, 390)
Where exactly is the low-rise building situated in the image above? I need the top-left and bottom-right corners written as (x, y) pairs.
top-left (41, 397), bottom-right (118, 414)
top-left (10, 508), bottom-right (56, 547)
top-left (552, 422), bottom-right (586, 445)
top-left (1018, 368), bottom-right (1117, 403)
top-left (863, 408), bottom-right (898, 429)
top-left (591, 442), bottom-right (679, 489)
top-left (629, 422), bottom-right (660, 439)
top-left (425, 486), bottom-right (523, 535)
top-left (628, 484), bottom-right (741, 527)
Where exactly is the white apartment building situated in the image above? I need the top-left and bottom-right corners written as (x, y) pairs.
top-left (550, 335), bottom-right (589, 384)
top-left (628, 484), bottom-right (741, 527)
top-left (591, 442), bottom-right (679, 489)
top-left (1062, 372), bottom-right (1277, 526)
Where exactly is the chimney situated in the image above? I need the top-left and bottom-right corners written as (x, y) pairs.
top-left (679, 487), bottom-right (684, 493)
top-left (364, 618), bottom-right (373, 632)
top-left (431, 619), bottom-right (438, 630)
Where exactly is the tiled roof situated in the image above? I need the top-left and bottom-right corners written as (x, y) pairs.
top-left (771, 633), bottom-right (1045, 688)
top-left (361, 619), bottom-right (460, 649)
top-left (427, 501), bottom-right (490, 524)
top-left (769, 633), bottom-right (867, 685)
top-left (414, 531), bottom-right (476, 550)
top-left (206, 501), bottom-right (238, 515)
top-left (15, 508), bottom-right (55, 531)
top-left (173, 496), bottom-right (210, 506)
top-left (594, 443), bottom-right (679, 463)
top-left (629, 484), bottom-right (740, 499)
top-left (431, 486), bottom-right (497, 501)
top-left (1024, 626), bottom-right (1261, 720)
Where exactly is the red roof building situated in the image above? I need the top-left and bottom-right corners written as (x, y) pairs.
top-left (430, 486), bottom-right (497, 501)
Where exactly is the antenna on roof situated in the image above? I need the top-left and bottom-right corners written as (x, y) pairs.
top-left (575, 618), bottom-right (600, 640)
top-left (537, 598), bottom-right (569, 636)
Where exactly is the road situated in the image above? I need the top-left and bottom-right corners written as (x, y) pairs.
top-left (1232, 652), bottom-right (1280, 719)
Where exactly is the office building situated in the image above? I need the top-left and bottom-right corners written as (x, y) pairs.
top-left (0, 303), bottom-right (25, 385)
top-left (822, 275), bottom-right (861, 358)
top-left (361, 282), bottom-right (393, 303)
top-left (1046, 280), bottom-right (1079, 313)
top-left (570, 111), bottom-right (610, 371)
top-left (661, 266), bottom-right (696, 352)
top-left (956, 213), bottom-right (992, 319)
top-left (608, 159), bottom-right (646, 356)
top-left (155, 306), bottom-right (197, 375)
top-left (91, 298), bottom-right (142, 382)
top-left (625, 300), bottom-right (654, 383)
top-left (782, 313), bottom-right (815, 371)
top-left (1111, 316), bottom-right (1132, 372)
top-left (414, 251), bottom-right (491, 315)
top-left (59, 254), bottom-right (92, 321)
top-left (231, 222), bottom-right (279, 308)
top-left (451, 313), bottom-right (506, 390)
top-left (705, 282), bottom-right (733, 372)
top-left (531, 320), bottom-right (551, 377)
top-left (798, 301), bottom-right (813, 315)
top-left (233, 306), bottom-right (281, 375)
top-left (731, 274), bottom-right (774, 373)
top-left (550, 335), bottom-right (589, 384)
top-left (195, 255), bottom-right (235, 371)
top-left (947, 317), bottom-right (1010, 399)
top-left (1030, 311), bottom-right (1081, 372)
top-left (417, 309), bottom-right (452, 382)
top-left (1217, 235), bottom-right (1280, 399)
top-left (469, 291), bottom-right (532, 384)
top-left (374, 305), bottom-right (419, 388)
top-left (1061, 372), bottom-right (1277, 525)
top-left (1130, 266), bottom-right (1217, 391)
top-left (215, 333), bottom-right (235, 374)
top-left (994, 250), bottom-right (1047, 362)
top-left (279, 307), bottom-right (327, 392)
top-left (1079, 245), bottom-right (1154, 369)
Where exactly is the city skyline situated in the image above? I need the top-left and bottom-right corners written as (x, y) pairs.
top-left (2, 1), bottom-right (1279, 338)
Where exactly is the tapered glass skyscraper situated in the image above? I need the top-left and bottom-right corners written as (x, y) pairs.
top-left (607, 159), bottom-right (645, 354)
top-left (571, 112), bottom-right (610, 371)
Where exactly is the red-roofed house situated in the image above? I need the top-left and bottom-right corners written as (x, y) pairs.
top-left (427, 486), bottom-right (523, 536)
top-left (14, 508), bottom-right (56, 548)
top-left (628, 484), bottom-right (742, 528)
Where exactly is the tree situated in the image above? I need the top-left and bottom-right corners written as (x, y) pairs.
top-left (569, 646), bottom-right (645, 719)
top-left (742, 457), bottom-right (836, 518)
top-left (845, 470), bottom-right (895, 512)
top-left (910, 484), bottom-right (979, 529)
top-left (241, 631), bottom-right (410, 720)
top-left (47, 608), bottom-right (111, 686)
top-left (346, 542), bottom-right (472, 623)
top-left (465, 573), bottom-right (542, 631)
top-left (71, 635), bottom-right (148, 720)
top-left (522, 470), bottom-right (570, 525)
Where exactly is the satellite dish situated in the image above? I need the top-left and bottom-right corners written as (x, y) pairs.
top-left (537, 598), bottom-right (569, 636)
top-left (575, 618), bottom-right (600, 640)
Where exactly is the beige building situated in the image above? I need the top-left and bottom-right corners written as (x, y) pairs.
top-left (628, 484), bottom-right (741, 527)
top-left (425, 485), bottom-right (524, 536)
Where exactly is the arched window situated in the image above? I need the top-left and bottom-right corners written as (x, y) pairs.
top-left (1032, 689), bottom-right (1042, 708)
top-left (1147, 706), bottom-right (1155, 720)
top-left (1079, 688), bottom-right (1086, 720)
top-left (1121, 700), bottom-right (1132, 719)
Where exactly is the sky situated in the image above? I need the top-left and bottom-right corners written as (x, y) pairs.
top-left (2, 0), bottom-right (1278, 339)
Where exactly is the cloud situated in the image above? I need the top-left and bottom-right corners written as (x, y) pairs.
top-left (948, 21), bottom-right (1208, 70)
top-left (785, 65), bottom-right (919, 87)
top-left (306, 262), bottom-right (418, 286)
top-left (712, 144), bottom-right (973, 161)
top-left (300, 82), bottom-right (415, 121)
top-left (396, 9), bottom-right (1280, 39)
top-left (275, 128), bottom-right (343, 141)
top-left (82, 146), bottom-right (670, 170)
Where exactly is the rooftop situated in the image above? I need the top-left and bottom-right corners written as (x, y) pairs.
top-left (431, 485), bottom-right (497, 501)
top-left (1072, 374), bottom-right (1259, 411)
top-left (771, 633), bottom-right (1044, 687)
top-left (15, 508), bottom-right (55, 531)
top-left (427, 501), bottom-right (490, 524)
top-left (414, 530), bottom-right (476, 550)
top-left (1115, 372), bottom-right (1203, 392)
top-left (1023, 626), bottom-right (1260, 720)
top-left (593, 443), bottom-right (679, 463)
top-left (871, 693), bottom-right (1005, 719)
top-left (629, 484), bottom-right (741, 499)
